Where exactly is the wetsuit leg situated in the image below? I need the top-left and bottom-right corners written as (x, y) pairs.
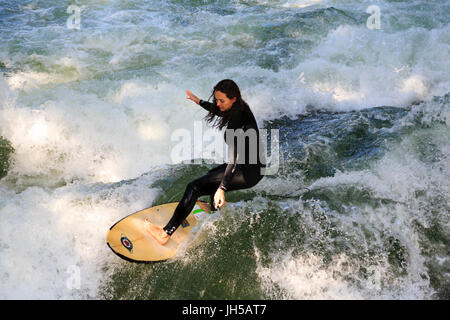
top-left (162, 165), bottom-right (258, 236)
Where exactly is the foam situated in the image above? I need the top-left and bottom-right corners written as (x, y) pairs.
top-left (0, 170), bottom-right (164, 299)
top-left (0, 76), bottom-right (219, 184)
top-left (255, 100), bottom-right (448, 299)
top-left (283, 24), bottom-right (450, 113)
top-left (0, 0), bottom-right (448, 300)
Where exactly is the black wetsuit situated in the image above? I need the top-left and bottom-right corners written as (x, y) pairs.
top-left (163, 99), bottom-right (265, 236)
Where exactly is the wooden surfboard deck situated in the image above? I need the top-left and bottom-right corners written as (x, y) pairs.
top-left (106, 202), bottom-right (208, 263)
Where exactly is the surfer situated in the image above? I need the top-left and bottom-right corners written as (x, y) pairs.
top-left (144, 79), bottom-right (265, 245)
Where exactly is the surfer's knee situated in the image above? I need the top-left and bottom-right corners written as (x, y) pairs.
top-left (186, 180), bottom-right (202, 196)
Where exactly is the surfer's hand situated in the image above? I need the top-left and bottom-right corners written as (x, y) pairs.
top-left (214, 188), bottom-right (226, 209)
top-left (186, 90), bottom-right (200, 104)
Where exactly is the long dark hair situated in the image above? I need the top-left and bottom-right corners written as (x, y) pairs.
top-left (204, 79), bottom-right (249, 130)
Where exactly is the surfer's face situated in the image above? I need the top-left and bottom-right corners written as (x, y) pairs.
top-left (215, 90), bottom-right (236, 112)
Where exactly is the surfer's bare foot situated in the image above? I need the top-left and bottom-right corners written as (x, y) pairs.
top-left (144, 218), bottom-right (170, 246)
top-left (197, 201), bottom-right (211, 213)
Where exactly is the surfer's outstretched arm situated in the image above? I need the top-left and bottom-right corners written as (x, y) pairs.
top-left (186, 89), bottom-right (200, 104)
top-left (186, 89), bottom-right (224, 116)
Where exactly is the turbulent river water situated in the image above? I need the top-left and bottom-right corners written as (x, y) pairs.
top-left (0, 0), bottom-right (448, 299)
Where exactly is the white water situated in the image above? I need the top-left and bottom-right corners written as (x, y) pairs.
top-left (0, 0), bottom-right (448, 299)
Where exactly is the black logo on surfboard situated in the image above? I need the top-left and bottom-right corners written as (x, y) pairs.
top-left (120, 236), bottom-right (133, 252)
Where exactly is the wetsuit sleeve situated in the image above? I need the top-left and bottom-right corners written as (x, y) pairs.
top-left (218, 129), bottom-right (240, 191)
top-left (199, 99), bottom-right (213, 111)
top-left (219, 116), bottom-right (260, 191)
top-left (199, 99), bottom-right (223, 116)
top-left (218, 147), bottom-right (238, 191)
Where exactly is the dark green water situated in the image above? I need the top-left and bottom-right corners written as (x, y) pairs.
top-left (102, 95), bottom-right (449, 299)
top-left (0, 0), bottom-right (448, 299)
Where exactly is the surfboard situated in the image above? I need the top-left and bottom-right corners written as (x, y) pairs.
top-left (106, 202), bottom-right (212, 263)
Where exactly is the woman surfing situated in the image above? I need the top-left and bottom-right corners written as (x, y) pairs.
top-left (144, 79), bottom-right (265, 245)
